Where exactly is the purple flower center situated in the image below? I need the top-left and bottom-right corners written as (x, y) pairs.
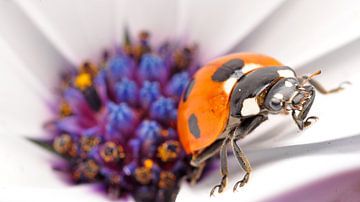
top-left (42, 31), bottom-right (202, 201)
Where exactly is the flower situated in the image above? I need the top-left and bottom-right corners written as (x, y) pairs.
top-left (33, 31), bottom-right (200, 201)
top-left (1, 1), bottom-right (360, 202)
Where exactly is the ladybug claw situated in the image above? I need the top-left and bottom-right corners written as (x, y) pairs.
top-left (338, 81), bottom-right (351, 90)
top-left (210, 175), bottom-right (227, 196)
top-left (233, 173), bottom-right (250, 192)
top-left (304, 116), bottom-right (318, 128)
top-left (326, 81), bottom-right (351, 94)
top-left (210, 184), bottom-right (223, 196)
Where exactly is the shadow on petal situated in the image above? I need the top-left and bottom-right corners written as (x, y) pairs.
top-left (192, 132), bottom-right (360, 190)
top-left (263, 167), bottom-right (360, 202)
top-left (247, 133), bottom-right (360, 169)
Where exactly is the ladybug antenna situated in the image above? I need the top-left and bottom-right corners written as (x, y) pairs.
top-left (300, 70), bottom-right (321, 86)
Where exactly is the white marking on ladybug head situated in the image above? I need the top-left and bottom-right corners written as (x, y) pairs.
top-left (242, 63), bottom-right (261, 74)
top-left (223, 77), bottom-right (238, 94)
top-left (277, 69), bottom-right (295, 78)
top-left (274, 93), bottom-right (284, 100)
top-left (241, 97), bottom-right (260, 116)
top-left (285, 81), bottom-right (293, 87)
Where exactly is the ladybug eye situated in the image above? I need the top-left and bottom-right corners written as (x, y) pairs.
top-left (270, 98), bottom-right (282, 111)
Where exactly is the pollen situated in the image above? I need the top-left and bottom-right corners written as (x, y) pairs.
top-left (157, 140), bottom-right (180, 162)
top-left (144, 159), bottom-right (154, 169)
top-left (80, 61), bottom-right (98, 76)
top-left (100, 142), bottom-right (125, 163)
top-left (160, 129), bottom-right (169, 137)
top-left (59, 101), bottom-right (72, 117)
top-left (158, 171), bottom-right (176, 189)
top-left (134, 166), bottom-right (152, 185)
top-left (73, 159), bottom-right (100, 181)
top-left (53, 134), bottom-right (73, 155)
top-left (109, 174), bottom-right (121, 185)
top-left (75, 72), bottom-right (92, 90)
top-left (80, 136), bottom-right (101, 152)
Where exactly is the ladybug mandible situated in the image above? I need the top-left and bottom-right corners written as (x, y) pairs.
top-left (177, 53), bottom-right (347, 195)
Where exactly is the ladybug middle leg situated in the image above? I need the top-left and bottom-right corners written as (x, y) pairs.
top-left (209, 137), bottom-right (231, 196)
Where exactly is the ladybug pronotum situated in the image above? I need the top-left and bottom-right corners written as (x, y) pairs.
top-left (177, 53), bottom-right (347, 195)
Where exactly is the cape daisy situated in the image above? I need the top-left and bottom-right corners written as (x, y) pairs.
top-left (1, 0), bottom-right (360, 201)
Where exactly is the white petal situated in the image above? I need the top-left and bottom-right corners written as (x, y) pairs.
top-left (0, 186), bottom-right (107, 202)
top-left (178, 153), bottom-right (360, 201)
top-left (1, 1), bottom-right (359, 201)
top-left (234, 0), bottom-right (360, 67)
top-left (124, 0), bottom-right (180, 45)
top-left (0, 134), bottom-right (106, 201)
top-left (177, 0), bottom-right (286, 62)
top-left (265, 168), bottom-right (360, 201)
top-left (15, 0), bottom-right (121, 64)
top-left (0, 134), bottom-right (61, 187)
top-left (0, 0), bottom-right (72, 89)
top-left (0, 38), bottom-right (50, 138)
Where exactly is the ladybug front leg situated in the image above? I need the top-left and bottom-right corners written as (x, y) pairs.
top-left (303, 77), bottom-right (350, 95)
top-left (234, 114), bottom-right (268, 139)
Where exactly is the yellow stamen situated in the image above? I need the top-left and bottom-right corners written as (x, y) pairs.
top-left (80, 136), bottom-right (101, 152)
top-left (59, 101), bottom-right (72, 117)
top-left (157, 140), bottom-right (180, 162)
top-left (144, 159), bottom-right (154, 169)
top-left (109, 174), bottom-right (121, 185)
top-left (53, 134), bottom-right (73, 154)
top-left (158, 171), bottom-right (176, 189)
top-left (100, 142), bottom-right (126, 163)
top-left (160, 129), bottom-right (169, 137)
top-left (84, 159), bottom-right (100, 179)
top-left (134, 167), bottom-right (152, 185)
top-left (80, 62), bottom-right (98, 76)
top-left (75, 73), bottom-right (92, 90)
top-left (73, 159), bottom-right (99, 181)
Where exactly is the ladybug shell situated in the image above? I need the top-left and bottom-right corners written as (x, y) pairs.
top-left (177, 53), bottom-right (283, 154)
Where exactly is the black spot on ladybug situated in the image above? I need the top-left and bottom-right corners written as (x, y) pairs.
top-left (188, 114), bottom-right (200, 139)
top-left (211, 59), bottom-right (244, 82)
top-left (182, 79), bottom-right (195, 102)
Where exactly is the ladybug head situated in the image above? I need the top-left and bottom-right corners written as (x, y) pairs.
top-left (264, 71), bottom-right (320, 130)
top-left (264, 77), bottom-right (300, 113)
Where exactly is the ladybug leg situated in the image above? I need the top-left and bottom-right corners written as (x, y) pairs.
top-left (188, 162), bottom-right (206, 185)
top-left (234, 115), bottom-right (268, 139)
top-left (231, 115), bottom-right (267, 191)
top-left (231, 139), bottom-right (251, 192)
top-left (210, 137), bottom-right (231, 196)
top-left (190, 139), bottom-right (223, 167)
top-left (305, 78), bottom-right (350, 95)
top-left (291, 90), bottom-right (317, 130)
top-left (189, 139), bottom-right (224, 184)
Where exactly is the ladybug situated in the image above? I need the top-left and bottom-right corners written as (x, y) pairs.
top-left (177, 53), bottom-right (347, 195)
